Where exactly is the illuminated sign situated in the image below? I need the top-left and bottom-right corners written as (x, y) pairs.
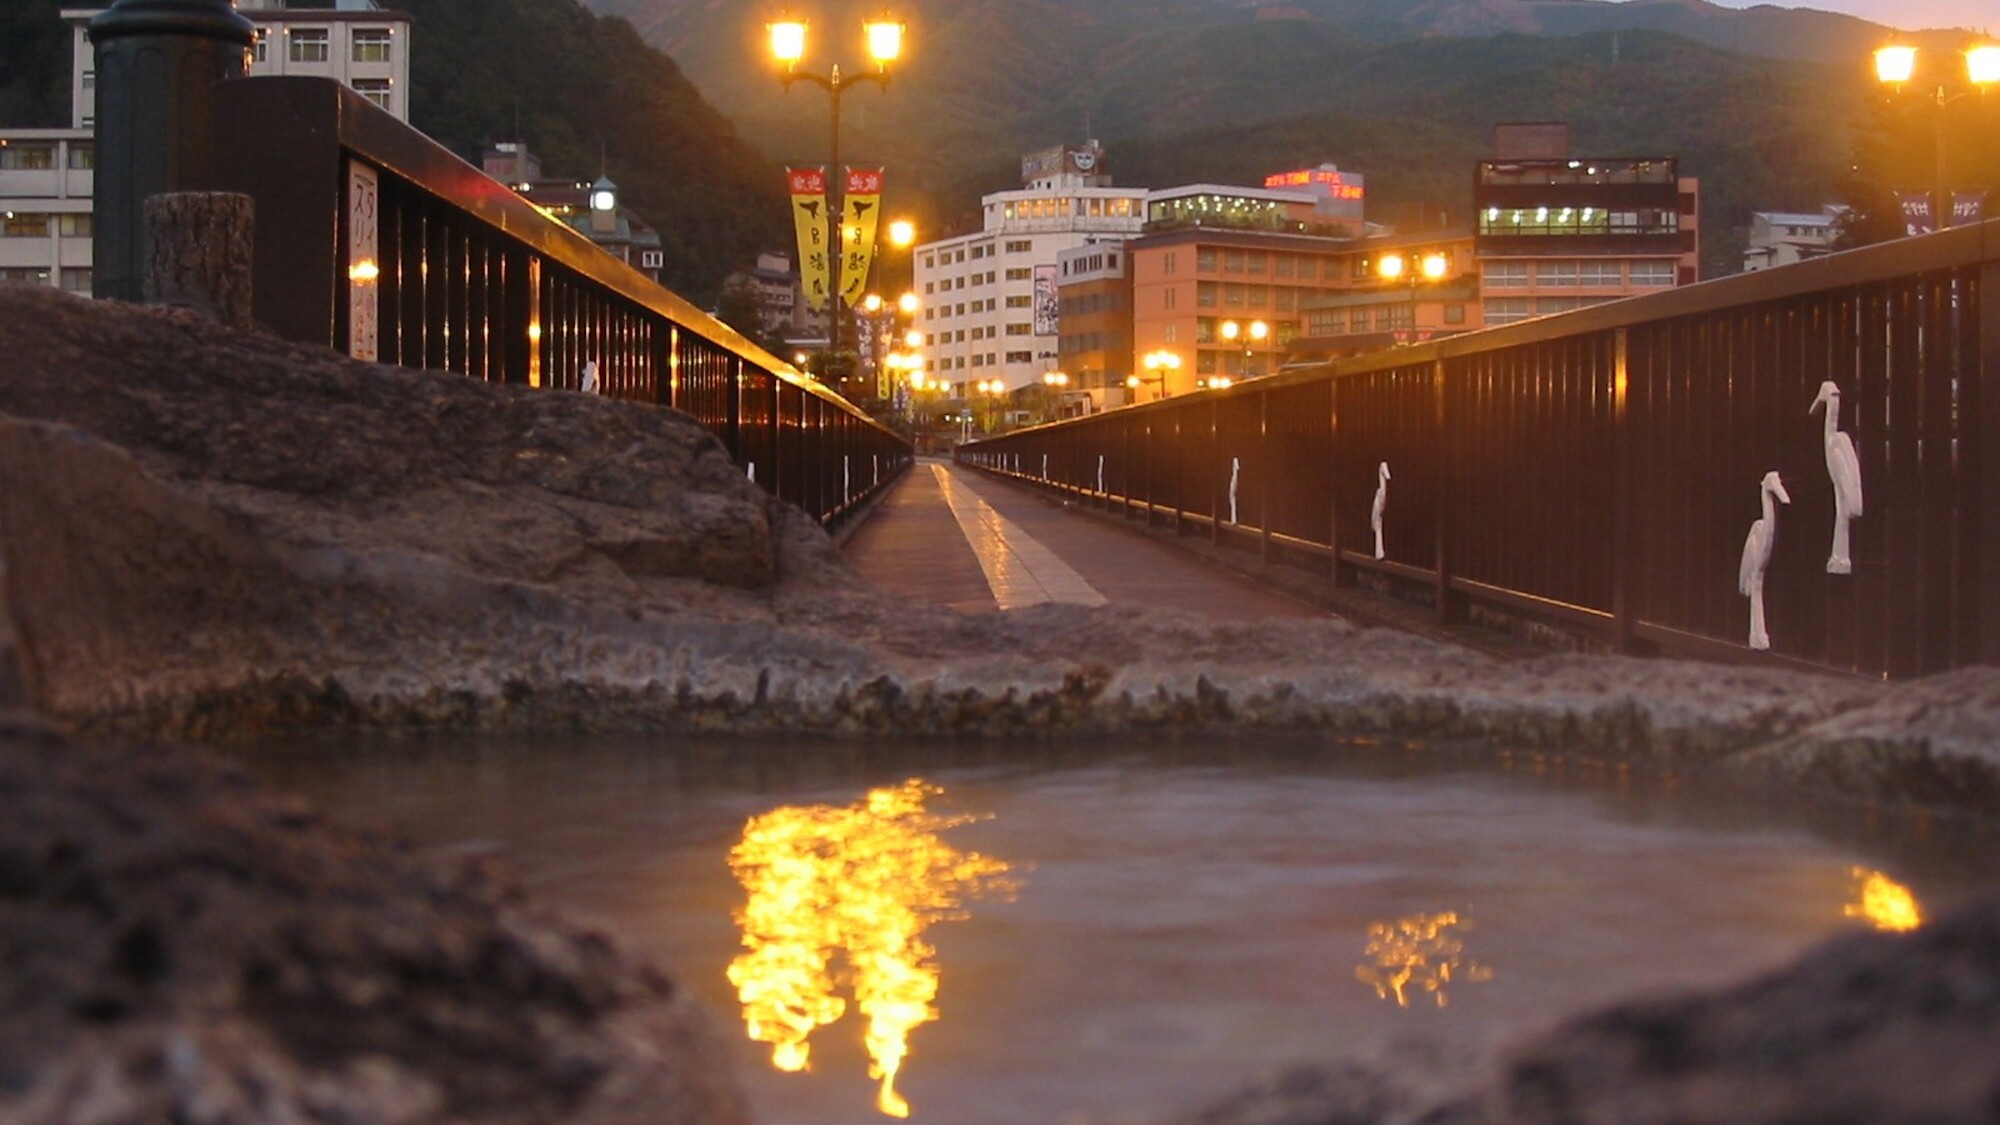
top-left (1264, 167), bottom-right (1365, 202)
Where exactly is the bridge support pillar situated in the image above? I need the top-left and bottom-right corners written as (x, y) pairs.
top-left (89, 0), bottom-right (254, 303)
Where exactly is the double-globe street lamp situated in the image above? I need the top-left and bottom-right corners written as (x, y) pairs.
top-left (1129, 349), bottom-right (1180, 403)
top-left (1873, 39), bottom-right (2000, 233)
top-left (1217, 318), bottom-right (1268, 380)
top-left (768, 12), bottom-right (906, 362)
top-left (1376, 250), bottom-right (1449, 345)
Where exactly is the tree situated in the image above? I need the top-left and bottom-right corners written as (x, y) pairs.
top-left (714, 276), bottom-right (768, 349)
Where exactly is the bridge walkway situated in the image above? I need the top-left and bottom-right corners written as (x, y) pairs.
top-left (841, 459), bottom-right (1544, 660)
top-left (840, 458), bottom-right (1327, 621)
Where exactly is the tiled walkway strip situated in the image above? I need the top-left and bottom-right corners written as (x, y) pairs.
top-left (930, 464), bottom-right (1108, 610)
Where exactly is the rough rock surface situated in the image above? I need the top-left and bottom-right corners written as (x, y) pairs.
top-left (1178, 893), bottom-right (2000, 1124)
top-left (0, 719), bottom-right (747, 1123)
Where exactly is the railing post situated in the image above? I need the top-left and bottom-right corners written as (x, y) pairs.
top-left (1611, 328), bottom-right (1638, 652)
top-left (89, 0), bottom-right (254, 303)
top-left (1979, 253), bottom-right (2000, 662)
top-left (1434, 357), bottom-right (1462, 625)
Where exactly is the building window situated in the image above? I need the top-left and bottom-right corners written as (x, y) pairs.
top-left (1196, 281), bottom-right (1217, 308)
top-left (1247, 285), bottom-right (1269, 309)
top-left (60, 268), bottom-right (91, 292)
top-left (1, 214), bottom-right (52, 237)
top-left (1443, 304), bottom-right (1466, 325)
top-left (289, 29), bottom-right (331, 64)
top-left (0, 142), bottom-right (56, 170)
top-left (1537, 297), bottom-right (1581, 315)
top-left (1273, 254), bottom-right (1294, 278)
top-left (640, 249), bottom-right (663, 269)
top-left (1631, 261), bottom-right (1675, 286)
top-left (1196, 248), bottom-right (1217, 272)
top-left (1005, 268), bottom-right (1031, 281)
top-left (252, 29), bottom-right (268, 63)
top-left (1275, 288), bottom-right (1295, 311)
top-left (1006, 295), bottom-right (1031, 308)
top-left (1006, 350), bottom-right (1032, 363)
top-left (67, 143), bottom-right (93, 170)
top-left (353, 78), bottom-right (393, 110)
top-left (1223, 250), bottom-right (1244, 273)
top-left (1579, 261), bottom-right (1622, 287)
top-left (353, 28), bottom-right (394, 63)
top-left (1484, 298), bottom-right (1532, 326)
top-left (57, 214), bottom-right (91, 237)
top-left (1482, 262), bottom-right (1529, 289)
top-left (1308, 309), bottom-right (1346, 335)
top-left (1536, 261), bottom-right (1579, 287)
top-left (1005, 323), bottom-right (1031, 336)
top-left (1246, 252), bottom-right (1265, 274)
top-left (1223, 284), bottom-right (1244, 308)
top-left (1005, 239), bottom-right (1031, 253)
top-left (1163, 287), bottom-right (1177, 310)
top-left (0, 268), bottom-right (52, 285)
top-left (1296, 257), bottom-right (1317, 280)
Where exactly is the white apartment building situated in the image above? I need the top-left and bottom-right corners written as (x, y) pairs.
top-left (1742, 206), bottom-right (1847, 272)
top-left (0, 1), bottom-right (411, 294)
top-left (913, 143), bottom-right (1147, 391)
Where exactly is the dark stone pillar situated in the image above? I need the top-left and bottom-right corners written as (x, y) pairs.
top-left (142, 191), bottom-right (254, 328)
top-left (89, 0), bottom-right (254, 302)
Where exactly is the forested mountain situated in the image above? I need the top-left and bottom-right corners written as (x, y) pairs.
top-left (584, 0), bottom-right (1997, 276)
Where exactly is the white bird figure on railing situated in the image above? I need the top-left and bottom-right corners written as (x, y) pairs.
top-left (1097, 454), bottom-right (1106, 494)
top-left (1739, 470), bottom-right (1791, 650)
top-left (1810, 380), bottom-right (1864, 574)
top-left (1371, 461), bottom-right (1391, 559)
top-left (1228, 457), bottom-right (1241, 525)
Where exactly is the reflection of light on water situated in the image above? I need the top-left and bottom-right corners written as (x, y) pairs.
top-left (725, 780), bottom-right (1016, 1117)
top-left (1845, 868), bottom-right (1922, 932)
top-left (1356, 911), bottom-right (1492, 1008)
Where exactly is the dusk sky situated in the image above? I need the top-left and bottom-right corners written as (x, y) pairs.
top-left (1672, 0), bottom-right (1996, 33)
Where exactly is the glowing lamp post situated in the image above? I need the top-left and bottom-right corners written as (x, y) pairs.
top-left (1873, 39), bottom-right (1999, 234)
top-left (1217, 319), bottom-right (1269, 379)
top-left (768, 12), bottom-right (906, 359)
top-left (1130, 349), bottom-right (1179, 402)
top-left (1377, 250), bottom-right (1449, 344)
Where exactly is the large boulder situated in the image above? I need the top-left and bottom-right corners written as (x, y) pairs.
top-left (0, 721), bottom-right (747, 1123)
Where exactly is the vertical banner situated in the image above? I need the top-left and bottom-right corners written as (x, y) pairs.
top-left (1896, 191), bottom-right (1935, 237)
top-left (1032, 264), bottom-right (1059, 336)
top-left (838, 166), bottom-right (884, 306)
top-left (788, 166), bottom-right (830, 310)
top-left (346, 159), bottom-right (380, 362)
top-left (1949, 190), bottom-right (1986, 229)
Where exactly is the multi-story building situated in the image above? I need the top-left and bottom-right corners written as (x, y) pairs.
top-left (1472, 124), bottom-right (1698, 328)
top-left (0, 1), bottom-right (411, 295)
top-left (1051, 241), bottom-right (1132, 412)
top-left (1742, 206), bottom-right (1847, 272)
top-left (721, 250), bottom-right (816, 349)
top-left (912, 142), bottom-right (1147, 392)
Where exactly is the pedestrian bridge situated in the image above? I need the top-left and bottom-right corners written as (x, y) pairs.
top-left (956, 223), bottom-right (2000, 682)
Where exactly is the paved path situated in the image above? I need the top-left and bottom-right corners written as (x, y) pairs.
top-left (841, 459), bottom-right (1327, 620)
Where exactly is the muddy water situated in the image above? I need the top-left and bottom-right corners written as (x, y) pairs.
top-left (238, 736), bottom-right (2000, 1125)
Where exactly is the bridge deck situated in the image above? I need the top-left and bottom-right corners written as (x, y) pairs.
top-left (841, 459), bottom-right (1325, 621)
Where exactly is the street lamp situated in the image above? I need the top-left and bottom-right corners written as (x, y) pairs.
top-left (1041, 369), bottom-right (1071, 422)
top-left (1873, 39), bottom-right (1999, 233)
top-left (1376, 250), bottom-right (1449, 344)
top-left (768, 11), bottom-right (906, 359)
top-left (1217, 319), bottom-right (1268, 379)
top-left (1129, 349), bottom-right (1179, 402)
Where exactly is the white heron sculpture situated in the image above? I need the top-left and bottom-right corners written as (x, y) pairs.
top-left (1371, 461), bottom-right (1391, 559)
top-left (1739, 470), bottom-right (1791, 651)
top-left (1228, 457), bottom-right (1241, 525)
top-left (1810, 380), bottom-right (1864, 574)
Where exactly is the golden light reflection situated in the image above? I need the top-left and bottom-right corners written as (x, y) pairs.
top-left (726, 780), bottom-right (1016, 1118)
top-left (1356, 911), bottom-right (1492, 1008)
top-left (1845, 868), bottom-right (1922, 932)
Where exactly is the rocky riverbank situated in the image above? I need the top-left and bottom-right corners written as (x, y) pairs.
top-left (2, 285), bottom-right (1997, 1122)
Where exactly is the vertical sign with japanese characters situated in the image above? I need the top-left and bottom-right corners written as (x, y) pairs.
top-left (788, 166), bottom-right (830, 310)
top-left (838, 166), bottom-right (884, 306)
top-left (346, 160), bottom-right (380, 361)
top-left (1032, 264), bottom-right (1059, 336)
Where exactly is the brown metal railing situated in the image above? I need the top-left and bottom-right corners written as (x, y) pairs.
top-left (963, 220), bottom-right (2000, 679)
top-left (211, 77), bottom-right (909, 528)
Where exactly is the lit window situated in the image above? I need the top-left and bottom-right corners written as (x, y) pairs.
top-left (0, 142), bottom-right (56, 170)
top-left (352, 29), bottom-right (393, 64)
top-left (353, 78), bottom-right (392, 110)
top-left (289, 28), bottom-right (331, 64)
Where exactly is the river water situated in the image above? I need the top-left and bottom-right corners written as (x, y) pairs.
top-left (237, 734), bottom-right (2000, 1125)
